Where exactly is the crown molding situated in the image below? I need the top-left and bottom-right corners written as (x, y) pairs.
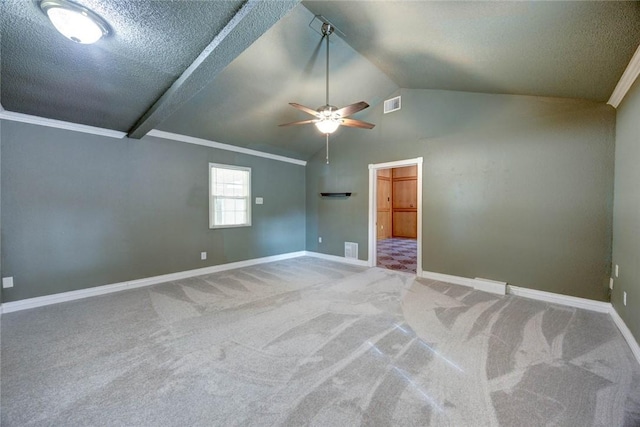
top-left (608, 44), bottom-right (640, 108)
top-left (0, 109), bottom-right (126, 139)
top-left (147, 130), bottom-right (307, 166)
top-left (0, 108), bottom-right (307, 165)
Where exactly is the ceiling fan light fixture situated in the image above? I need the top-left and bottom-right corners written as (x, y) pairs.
top-left (315, 118), bottom-right (341, 134)
top-left (279, 18), bottom-right (374, 163)
top-left (40, 0), bottom-right (110, 44)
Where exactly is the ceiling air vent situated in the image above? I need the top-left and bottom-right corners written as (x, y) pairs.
top-left (384, 96), bottom-right (401, 114)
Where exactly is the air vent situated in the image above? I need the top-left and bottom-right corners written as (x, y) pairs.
top-left (384, 96), bottom-right (401, 114)
top-left (345, 242), bottom-right (358, 259)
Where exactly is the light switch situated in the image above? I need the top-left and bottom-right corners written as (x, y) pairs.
top-left (2, 277), bottom-right (14, 288)
top-left (255, 197), bottom-right (263, 205)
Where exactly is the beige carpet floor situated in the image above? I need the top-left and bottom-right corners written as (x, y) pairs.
top-left (2, 256), bottom-right (639, 426)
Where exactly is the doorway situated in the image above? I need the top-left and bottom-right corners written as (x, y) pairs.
top-left (368, 157), bottom-right (423, 274)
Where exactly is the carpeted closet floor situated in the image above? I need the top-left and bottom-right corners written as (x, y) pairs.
top-left (2, 257), bottom-right (639, 426)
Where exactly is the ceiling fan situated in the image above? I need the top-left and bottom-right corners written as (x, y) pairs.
top-left (279, 21), bottom-right (375, 163)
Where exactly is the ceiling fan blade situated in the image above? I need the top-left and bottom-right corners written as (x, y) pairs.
top-left (341, 118), bottom-right (375, 129)
top-left (289, 103), bottom-right (320, 117)
top-left (335, 101), bottom-right (369, 118)
top-left (278, 119), bottom-right (317, 127)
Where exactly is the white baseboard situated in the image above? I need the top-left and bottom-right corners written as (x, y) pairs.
top-left (609, 307), bottom-right (640, 365)
top-left (303, 251), bottom-right (370, 267)
top-left (1, 251), bottom-right (306, 314)
top-left (419, 270), bottom-right (506, 295)
top-left (508, 285), bottom-right (611, 313)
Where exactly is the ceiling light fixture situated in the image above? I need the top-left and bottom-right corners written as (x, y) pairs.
top-left (279, 21), bottom-right (375, 163)
top-left (39, 0), bottom-right (110, 44)
top-left (315, 106), bottom-right (341, 134)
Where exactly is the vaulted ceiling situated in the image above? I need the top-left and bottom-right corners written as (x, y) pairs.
top-left (2, 0), bottom-right (639, 160)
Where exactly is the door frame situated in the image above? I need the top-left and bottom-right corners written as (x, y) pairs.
top-left (368, 157), bottom-right (423, 274)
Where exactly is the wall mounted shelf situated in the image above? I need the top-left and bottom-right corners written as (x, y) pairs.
top-left (321, 192), bottom-right (352, 197)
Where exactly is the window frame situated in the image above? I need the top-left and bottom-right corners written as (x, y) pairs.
top-left (209, 163), bottom-right (252, 229)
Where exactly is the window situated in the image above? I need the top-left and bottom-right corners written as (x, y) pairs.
top-left (209, 163), bottom-right (251, 228)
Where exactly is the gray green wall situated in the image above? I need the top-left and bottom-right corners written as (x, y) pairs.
top-left (307, 89), bottom-right (615, 301)
top-left (1, 121), bottom-right (305, 302)
top-left (0, 88), bottom-right (621, 306)
top-left (612, 77), bottom-right (640, 342)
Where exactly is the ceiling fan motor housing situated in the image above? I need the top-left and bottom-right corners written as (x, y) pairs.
top-left (318, 105), bottom-right (340, 119)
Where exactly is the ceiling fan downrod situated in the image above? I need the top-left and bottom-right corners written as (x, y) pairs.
top-left (322, 23), bottom-right (334, 107)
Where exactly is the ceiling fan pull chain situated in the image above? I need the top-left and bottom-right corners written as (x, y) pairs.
top-left (326, 134), bottom-right (330, 164)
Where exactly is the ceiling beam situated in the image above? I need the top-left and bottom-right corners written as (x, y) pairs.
top-left (127, 0), bottom-right (300, 139)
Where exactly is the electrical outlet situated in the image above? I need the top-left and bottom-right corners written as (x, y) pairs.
top-left (255, 197), bottom-right (263, 205)
top-left (623, 291), bottom-right (627, 306)
top-left (2, 277), bottom-right (14, 288)
top-left (615, 264), bottom-right (619, 278)
top-left (201, 252), bottom-right (207, 260)
top-left (318, 237), bottom-right (322, 243)
top-left (609, 278), bottom-right (614, 290)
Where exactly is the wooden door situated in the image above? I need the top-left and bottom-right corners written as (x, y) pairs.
top-left (376, 169), bottom-right (392, 239)
top-left (392, 166), bottom-right (417, 238)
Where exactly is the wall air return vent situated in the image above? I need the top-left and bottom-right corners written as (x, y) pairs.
top-left (344, 242), bottom-right (358, 259)
top-left (384, 96), bottom-right (401, 114)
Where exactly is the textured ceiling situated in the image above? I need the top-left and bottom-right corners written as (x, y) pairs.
top-left (303, 1), bottom-right (640, 101)
top-left (157, 5), bottom-right (397, 160)
top-left (1, 0), bottom-right (245, 131)
top-left (1, 1), bottom-right (639, 160)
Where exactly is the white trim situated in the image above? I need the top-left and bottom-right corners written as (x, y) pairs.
top-left (609, 307), bottom-right (640, 365)
top-left (419, 270), bottom-right (506, 295)
top-left (508, 285), bottom-right (611, 313)
top-left (0, 109), bottom-right (126, 139)
top-left (368, 157), bottom-right (423, 171)
top-left (420, 270), bottom-right (477, 287)
top-left (0, 109), bottom-right (308, 166)
top-left (368, 170), bottom-right (375, 267)
top-left (368, 157), bottom-right (423, 273)
top-left (0, 251), bottom-right (306, 313)
top-left (147, 130), bottom-right (306, 166)
top-left (303, 251), bottom-right (369, 267)
top-left (608, 44), bottom-right (640, 108)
